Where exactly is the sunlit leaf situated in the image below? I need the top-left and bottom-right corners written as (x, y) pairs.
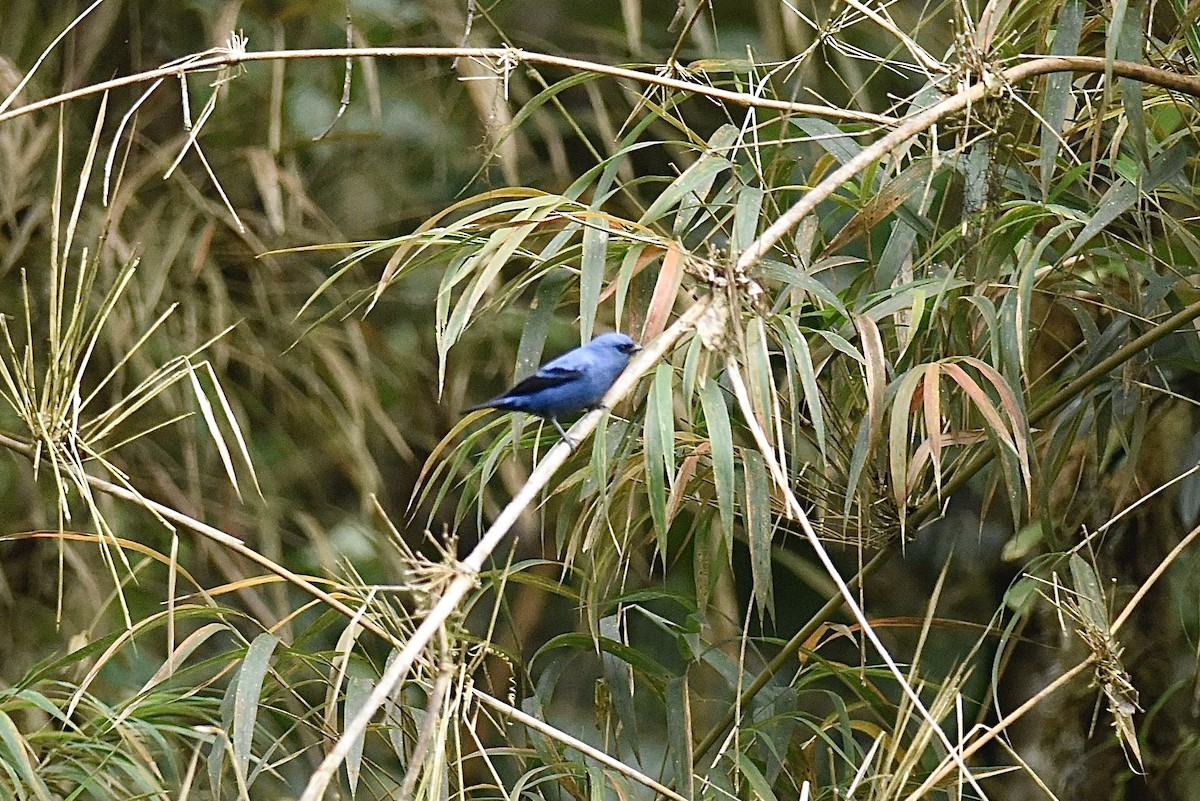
top-left (232, 632), bottom-right (279, 780)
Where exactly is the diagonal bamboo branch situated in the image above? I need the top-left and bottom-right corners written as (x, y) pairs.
top-left (722, 357), bottom-right (989, 798)
top-left (735, 55), bottom-right (1200, 272)
top-left (0, 418), bottom-right (696, 801)
top-left (691, 293), bottom-right (1200, 782)
top-left (297, 297), bottom-right (712, 801)
top-left (683, 54), bottom-right (1200, 773)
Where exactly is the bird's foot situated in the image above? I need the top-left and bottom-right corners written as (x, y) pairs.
top-left (549, 418), bottom-right (577, 453)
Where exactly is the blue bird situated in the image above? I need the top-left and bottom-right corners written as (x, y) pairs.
top-left (468, 332), bottom-right (642, 449)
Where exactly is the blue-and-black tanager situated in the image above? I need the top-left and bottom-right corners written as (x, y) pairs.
top-left (468, 332), bottom-right (642, 448)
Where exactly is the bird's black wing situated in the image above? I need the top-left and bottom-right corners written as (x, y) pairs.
top-left (463, 366), bottom-right (585, 410)
top-left (504, 365), bottom-right (584, 395)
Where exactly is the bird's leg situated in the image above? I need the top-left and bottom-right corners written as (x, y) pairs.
top-left (549, 417), bottom-right (577, 452)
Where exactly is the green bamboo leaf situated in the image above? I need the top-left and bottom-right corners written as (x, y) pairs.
top-left (665, 676), bottom-right (695, 798)
top-left (693, 513), bottom-right (723, 611)
top-left (639, 124), bottom-right (738, 229)
top-left (652, 363), bottom-right (676, 485)
top-left (0, 709), bottom-right (52, 801)
top-left (343, 670), bottom-right (372, 796)
top-left (587, 412), bottom-right (612, 505)
top-left (732, 183), bottom-right (765, 254)
top-left (587, 764), bottom-right (607, 801)
top-left (1106, 0), bottom-right (1148, 164)
top-left (681, 331), bottom-right (706, 408)
top-left (744, 450), bottom-right (774, 619)
top-left (687, 58), bottom-right (758, 73)
top-left (844, 412), bottom-right (873, 518)
top-left (644, 364), bottom-right (672, 551)
top-left (759, 259), bottom-right (850, 319)
top-left (1069, 554), bottom-right (1110, 631)
top-left (700, 377), bottom-right (735, 540)
top-left (382, 190), bottom-right (558, 313)
top-left (963, 140), bottom-right (992, 219)
top-left (443, 221), bottom-right (540, 351)
top-left (1063, 142), bottom-right (1192, 261)
top-left (793, 117), bottom-right (862, 166)
top-left (435, 250), bottom-right (475, 384)
top-left (517, 271), bottom-right (570, 381)
top-left (746, 318), bottom-right (776, 449)
top-left (1040, 0), bottom-right (1084, 198)
top-left (877, 219), bottom-right (918, 289)
top-left (736, 751), bottom-right (779, 801)
top-left (435, 195), bottom-right (571, 381)
top-left (889, 367), bottom-right (926, 526)
top-left (600, 615), bottom-right (640, 760)
top-left (961, 294), bottom-right (1003, 366)
top-left (1170, 0), bottom-right (1200, 65)
top-left (580, 216), bottom-right (610, 342)
top-left (232, 632), bottom-right (280, 781)
top-left (813, 328), bottom-right (865, 363)
top-left (899, 286), bottom-right (928, 358)
top-left (533, 633), bottom-right (672, 683)
top-left (780, 316), bottom-right (827, 463)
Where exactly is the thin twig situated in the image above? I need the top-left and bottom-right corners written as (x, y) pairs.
top-left (666, 0), bottom-right (712, 65)
top-left (471, 689), bottom-right (690, 801)
top-left (312, 1), bottom-right (354, 141)
top-left (0, 46), bottom-right (897, 127)
top-left (451, 0), bottom-right (477, 70)
top-left (840, 0), bottom-right (947, 76)
top-left (0, 0), bottom-right (107, 115)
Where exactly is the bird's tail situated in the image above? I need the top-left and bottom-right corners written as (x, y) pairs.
top-left (464, 397), bottom-right (514, 413)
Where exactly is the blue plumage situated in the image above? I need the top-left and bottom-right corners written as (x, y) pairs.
top-left (468, 332), bottom-right (642, 447)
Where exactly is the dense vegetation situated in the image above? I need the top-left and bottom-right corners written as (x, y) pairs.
top-left (3, 0), bottom-right (1200, 798)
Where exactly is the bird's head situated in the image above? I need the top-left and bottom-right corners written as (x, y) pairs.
top-left (591, 332), bottom-right (642, 356)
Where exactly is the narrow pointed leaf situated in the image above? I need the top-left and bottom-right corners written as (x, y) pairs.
top-left (233, 632), bottom-right (280, 780)
top-left (701, 377), bottom-right (735, 540)
top-left (744, 450), bottom-right (774, 619)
